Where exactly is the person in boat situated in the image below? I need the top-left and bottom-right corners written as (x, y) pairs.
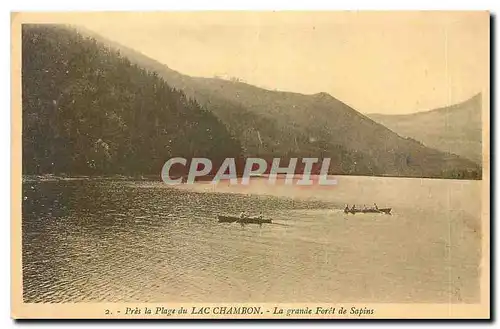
top-left (373, 203), bottom-right (378, 210)
top-left (257, 212), bottom-right (263, 219)
top-left (239, 211), bottom-right (248, 219)
top-left (344, 204), bottom-right (349, 212)
top-left (351, 204), bottom-right (357, 211)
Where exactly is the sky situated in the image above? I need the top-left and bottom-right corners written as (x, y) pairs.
top-left (17, 11), bottom-right (489, 114)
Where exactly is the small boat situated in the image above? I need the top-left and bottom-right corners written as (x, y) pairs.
top-left (217, 215), bottom-right (272, 224)
top-left (344, 207), bottom-right (392, 215)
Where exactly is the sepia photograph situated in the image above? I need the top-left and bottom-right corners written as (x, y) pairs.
top-left (10, 11), bottom-right (490, 319)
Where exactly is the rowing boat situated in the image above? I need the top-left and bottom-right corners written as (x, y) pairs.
top-left (217, 215), bottom-right (272, 224)
top-left (344, 208), bottom-right (392, 215)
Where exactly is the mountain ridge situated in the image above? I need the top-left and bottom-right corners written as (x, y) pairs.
top-left (368, 94), bottom-right (482, 164)
top-left (32, 24), bottom-right (481, 180)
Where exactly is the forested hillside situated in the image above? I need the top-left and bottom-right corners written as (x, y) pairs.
top-left (84, 32), bottom-right (481, 179)
top-left (22, 25), bottom-right (242, 175)
top-left (21, 25), bottom-right (482, 180)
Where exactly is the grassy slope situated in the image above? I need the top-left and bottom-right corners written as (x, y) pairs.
top-left (368, 94), bottom-right (482, 164)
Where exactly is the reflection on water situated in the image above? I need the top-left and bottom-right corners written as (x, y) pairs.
top-left (22, 178), bottom-right (481, 303)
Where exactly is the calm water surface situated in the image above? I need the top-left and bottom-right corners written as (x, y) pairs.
top-left (22, 177), bottom-right (481, 303)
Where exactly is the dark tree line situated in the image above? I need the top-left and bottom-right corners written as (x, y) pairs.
top-left (22, 24), bottom-right (242, 175)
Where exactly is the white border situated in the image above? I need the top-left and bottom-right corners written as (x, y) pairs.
top-left (4, 0), bottom-right (500, 10)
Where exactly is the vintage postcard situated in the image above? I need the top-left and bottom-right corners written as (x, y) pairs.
top-left (11, 11), bottom-right (490, 319)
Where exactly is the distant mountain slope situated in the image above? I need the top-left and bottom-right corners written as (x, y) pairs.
top-left (368, 94), bottom-right (482, 164)
top-left (78, 27), bottom-right (481, 179)
top-left (22, 25), bottom-right (242, 175)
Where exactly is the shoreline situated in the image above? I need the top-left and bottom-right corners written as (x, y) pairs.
top-left (21, 173), bottom-right (482, 183)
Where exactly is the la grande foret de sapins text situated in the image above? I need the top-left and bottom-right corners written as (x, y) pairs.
top-left (123, 306), bottom-right (374, 317)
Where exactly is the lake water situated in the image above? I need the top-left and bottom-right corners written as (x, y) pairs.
top-left (21, 176), bottom-right (482, 303)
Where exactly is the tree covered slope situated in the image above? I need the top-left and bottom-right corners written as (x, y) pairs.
top-left (22, 24), bottom-right (242, 175)
top-left (84, 31), bottom-right (480, 179)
